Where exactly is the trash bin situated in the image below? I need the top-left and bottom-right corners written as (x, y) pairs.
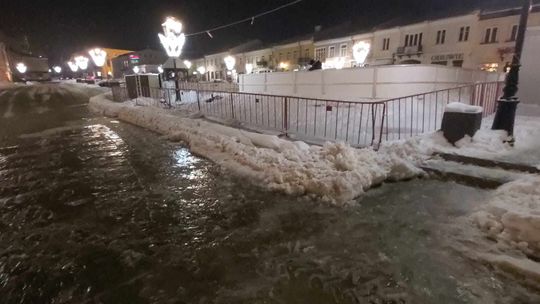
top-left (441, 102), bottom-right (483, 144)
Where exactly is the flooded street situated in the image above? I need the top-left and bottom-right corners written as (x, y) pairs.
top-left (0, 84), bottom-right (538, 303)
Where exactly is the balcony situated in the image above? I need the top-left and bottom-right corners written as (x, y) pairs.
top-left (396, 45), bottom-right (423, 56)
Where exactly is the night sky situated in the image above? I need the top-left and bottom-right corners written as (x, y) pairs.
top-left (0, 0), bottom-right (520, 64)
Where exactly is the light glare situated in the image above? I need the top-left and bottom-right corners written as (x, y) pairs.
top-left (16, 63), bottom-right (27, 73)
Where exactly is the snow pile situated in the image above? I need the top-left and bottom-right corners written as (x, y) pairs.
top-left (89, 93), bottom-right (422, 204)
top-left (474, 176), bottom-right (540, 259)
top-left (444, 102), bottom-right (483, 113)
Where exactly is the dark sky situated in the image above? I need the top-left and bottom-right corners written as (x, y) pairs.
top-left (0, 0), bottom-right (519, 64)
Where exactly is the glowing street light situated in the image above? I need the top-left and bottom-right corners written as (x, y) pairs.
top-left (53, 66), bottom-right (62, 73)
top-left (245, 63), bottom-right (254, 74)
top-left (16, 63), bottom-right (27, 74)
top-left (133, 66), bottom-right (140, 74)
top-left (158, 66), bottom-right (164, 73)
top-left (88, 48), bottom-right (107, 67)
top-left (183, 60), bottom-right (192, 69)
top-left (196, 66), bottom-right (206, 74)
top-left (75, 56), bottom-right (89, 70)
top-left (352, 41), bottom-right (371, 65)
top-left (67, 61), bottom-right (79, 72)
top-left (224, 56), bottom-right (235, 71)
top-left (158, 17), bottom-right (186, 58)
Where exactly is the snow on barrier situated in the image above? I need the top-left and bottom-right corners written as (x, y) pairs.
top-left (110, 81), bottom-right (503, 147)
top-left (89, 93), bottom-right (422, 204)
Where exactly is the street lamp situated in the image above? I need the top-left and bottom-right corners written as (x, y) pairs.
top-left (245, 63), bottom-right (254, 74)
top-left (491, 0), bottom-right (532, 143)
top-left (224, 56), bottom-right (235, 71)
top-left (133, 66), bottom-right (140, 74)
top-left (16, 62), bottom-right (27, 74)
top-left (53, 66), bottom-right (62, 73)
top-left (158, 66), bottom-right (164, 73)
top-left (158, 16), bottom-right (186, 100)
top-left (88, 48), bottom-right (107, 67)
top-left (196, 66), bottom-right (206, 74)
top-left (75, 56), bottom-right (89, 70)
top-left (353, 41), bottom-right (371, 66)
top-left (183, 60), bottom-right (192, 69)
top-left (67, 61), bottom-right (79, 72)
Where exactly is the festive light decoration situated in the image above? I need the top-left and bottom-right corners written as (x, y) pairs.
top-left (53, 66), bottom-right (62, 73)
top-left (107, 71), bottom-right (113, 76)
top-left (197, 66), bottom-right (206, 74)
top-left (16, 63), bottom-right (27, 73)
top-left (158, 66), bottom-right (164, 73)
top-left (133, 66), bottom-right (140, 74)
top-left (245, 63), bottom-right (254, 74)
top-left (193, 71), bottom-right (198, 75)
top-left (183, 60), bottom-right (192, 69)
top-left (96, 71), bottom-right (102, 77)
top-left (88, 48), bottom-right (107, 67)
top-left (352, 41), bottom-right (371, 65)
top-left (158, 17), bottom-right (186, 58)
top-left (224, 56), bottom-right (236, 71)
top-left (67, 61), bottom-right (79, 72)
top-left (278, 62), bottom-right (289, 70)
top-left (75, 56), bottom-right (89, 70)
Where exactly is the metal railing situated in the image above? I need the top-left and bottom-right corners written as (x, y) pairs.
top-left (110, 81), bottom-right (503, 147)
top-left (177, 81), bottom-right (239, 92)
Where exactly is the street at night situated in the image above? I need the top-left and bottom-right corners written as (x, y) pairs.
top-left (2, 1), bottom-right (540, 303)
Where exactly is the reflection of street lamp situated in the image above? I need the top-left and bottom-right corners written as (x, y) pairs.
top-left (16, 62), bottom-right (27, 73)
top-left (67, 61), bottom-right (79, 72)
top-left (75, 56), bottom-right (89, 70)
top-left (89, 48), bottom-right (107, 67)
top-left (491, 0), bottom-right (531, 143)
top-left (53, 66), bottom-right (62, 73)
top-left (158, 16), bottom-right (185, 100)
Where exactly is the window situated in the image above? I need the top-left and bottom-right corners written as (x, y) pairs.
top-left (405, 33), bottom-right (422, 46)
top-left (315, 47), bottom-right (327, 61)
top-left (436, 30), bottom-right (446, 44)
top-left (431, 61), bottom-right (447, 66)
top-left (293, 51), bottom-right (297, 58)
top-left (305, 49), bottom-right (309, 58)
top-left (287, 52), bottom-right (290, 59)
top-left (382, 38), bottom-right (390, 50)
top-left (452, 60), bottom-right (464, 67)
top-left (328, 46), bottom-right (335, 57)
top-left (483, 27), bottom-right (498, 43)
top-left (340, 44), bottom-right (347, 56)
top-left (510, 25), bottom-right (518, 41)
top-left (459, 26), bottom-right (470, 42)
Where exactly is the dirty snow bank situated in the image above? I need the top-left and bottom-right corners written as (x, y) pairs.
top-left (90, 93), bottom-right (422, 204)
top-left (474, 176), bottom-right (540, 259)
top-left (399, 115), bottom-right (540, 167)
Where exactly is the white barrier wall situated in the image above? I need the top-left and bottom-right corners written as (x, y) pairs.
top-left (518, 26), bottom-right (540, 106)
top-left (239, 64), bottom-right (504, 101)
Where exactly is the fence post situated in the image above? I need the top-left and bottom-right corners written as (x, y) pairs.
top-left (196, 90), bottom-right (201, 111)
top-left (283, 97), bottom-right (288, 136)
top-left (230, 92), bottom-right (235, 119)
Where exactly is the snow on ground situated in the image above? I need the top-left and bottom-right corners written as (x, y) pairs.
top-left (468, 175), bottom-right (540, 287)
top-left (90, 92), bottom-right (422, 204)
top-left (395, 113), bottom-right (540, 168)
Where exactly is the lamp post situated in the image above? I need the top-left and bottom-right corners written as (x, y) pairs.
top-left (89, 48), bottom-right (107, 79)
top-left (491, 0), bottom-right (532, 142)
top-left (158, 16), bottom-right (186, 101)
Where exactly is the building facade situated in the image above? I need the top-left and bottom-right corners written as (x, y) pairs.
top-left (111, 48), bottom-right (168, 78)
top-left (271, 38), bottom-right (313, 71)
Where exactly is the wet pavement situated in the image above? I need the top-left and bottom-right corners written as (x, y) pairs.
top-left (1, 84), bottom-right (539, 303)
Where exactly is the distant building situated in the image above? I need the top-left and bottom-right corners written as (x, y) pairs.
top-left (0, 30), bottom-right (49, 82)
top-left (111, 48), bottom-right (168, 78)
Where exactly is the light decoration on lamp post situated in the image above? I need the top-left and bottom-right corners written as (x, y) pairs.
top-left (352, 41), bottom-right (371, 66)
top-left (183, 60), bottom-right (192, 69)
top-left (158, 17), bottom-right (186, 101)
top-left (224, 56), bottom-right (236, 71)
top-left (67, 61), bottom-right (79, 72)
top-left (16, 63), bottom-right (27, 74)
top-left (75, 56), bottom-right (89, 70)
top-left (245, 63), bottom-right (254, 74)
top-left (53, 66), bottom-right (62, 73)
top-left (88, 48), bottom-right (107, 67)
